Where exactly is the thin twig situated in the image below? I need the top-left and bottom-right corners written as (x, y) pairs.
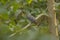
top-left (9, 13), bottom-right (48, 37)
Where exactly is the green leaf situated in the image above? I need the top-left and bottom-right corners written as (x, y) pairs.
top-left (27, 0), bottom-right (32, 4)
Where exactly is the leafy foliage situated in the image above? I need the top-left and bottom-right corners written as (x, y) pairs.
top-left (0, 0), bottom-right (60, 40)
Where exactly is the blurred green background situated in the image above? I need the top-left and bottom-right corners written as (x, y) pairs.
top-left (0, 0), bottom-right (60, 40)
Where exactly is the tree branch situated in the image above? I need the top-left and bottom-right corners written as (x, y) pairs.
top-left (9, 13), bottom-right (49, 37)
